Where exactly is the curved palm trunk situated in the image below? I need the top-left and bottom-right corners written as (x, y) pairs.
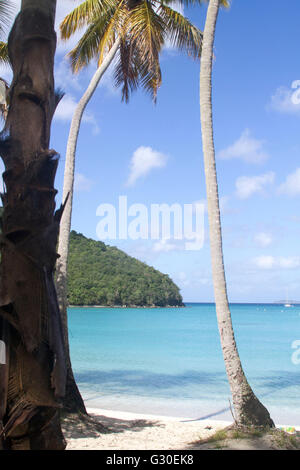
top-left (0, 0), bottom-right (66, 449)
top-left (200, 0), bottom-right (273, 428)
top-left (56, 37), bottom-right (120, 413)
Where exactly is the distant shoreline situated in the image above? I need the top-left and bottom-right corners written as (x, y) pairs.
top-left (68, 302), bottom-right (299, 308)
top-left (68, 304), bottom-right (185, 309)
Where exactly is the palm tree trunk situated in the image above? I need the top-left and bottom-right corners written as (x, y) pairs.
top-left (200, 0), bottom-right (273, 428)
top-left (56, 37), bottom-right (120, 414)
top-left (0, 0), bottom-right (67, 449)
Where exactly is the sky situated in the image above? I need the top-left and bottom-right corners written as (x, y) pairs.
top-left (1, 0), bottom-right (300, 303)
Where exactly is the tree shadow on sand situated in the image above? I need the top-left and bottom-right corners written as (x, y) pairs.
top-left (62, 412), bottom-right (163, 440)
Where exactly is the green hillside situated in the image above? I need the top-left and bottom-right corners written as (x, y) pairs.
top-left (67, 231), bottom-right (184, 307)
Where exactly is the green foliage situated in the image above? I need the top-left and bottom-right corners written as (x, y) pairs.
top-left (60, 0), bottom-right (203, 102)
top-left (67, 230), bottom-right (184, 307)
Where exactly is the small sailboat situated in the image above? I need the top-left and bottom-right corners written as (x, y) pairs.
top-left (284, 288), bottom-right (292, 308)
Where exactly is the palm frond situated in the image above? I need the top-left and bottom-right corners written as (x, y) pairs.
top-left (114, 38), bottom-right (139, 102)
top-left (96, 0), bottom-right (127, 66)
top-left (68, 3), bottom-right (120, 73)
top-left (68, 21), bottom-right (108, 72)
top-left (158, 4), bottom-right (202, 58)
top-left (137, 55), bottom-right (162, 102)
top-left (159, 0), bottom-right (229, 7)
top-left (114, 39), bottom-right (162, 103)
top-left (0, 0), bottom-right (14, 38)
top-left (128, 0), bottom-right (165, 70)
top-left (60, 0), bottom-right (117, 40)
top-left (0, 41), bottom-right (9, 65)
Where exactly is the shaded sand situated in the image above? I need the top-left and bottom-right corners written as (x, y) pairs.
top-left (63, 408), bottom-right (300, 450)
top-left (64, 408), bottom-right (231, 450)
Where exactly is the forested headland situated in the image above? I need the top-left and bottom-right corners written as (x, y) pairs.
top-left (67, 231), bottom-right (184, 307)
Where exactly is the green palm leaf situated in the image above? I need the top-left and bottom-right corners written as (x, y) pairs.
top-left (114, 37), bottom-right (139, 102)
top-left (68, 11), bottom-right (116, 72)
top-left (60, 0), bottom-right (117, 40)
top-left (61, 0), bottom-right (210, 100)
top-left (128, 0), bottom-right (165, 73)
top-left (158, 4), bottom-right (202, 58)
top-left (114, 35), bottom-right (162, 102)
top-left (160, 0), bottom-right (229, 6)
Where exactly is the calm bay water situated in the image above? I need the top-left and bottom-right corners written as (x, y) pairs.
top-left (68, 303), bottom-right (300, 424)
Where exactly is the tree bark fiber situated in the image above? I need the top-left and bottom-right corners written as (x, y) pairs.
top-left (0, 0), bottom-right (66, 450)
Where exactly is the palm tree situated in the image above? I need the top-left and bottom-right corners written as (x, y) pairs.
top-left (199, 0), bottom-right (273, 428)
top-left (0, 0), bottom-right (66, 449)
top-left (55, 0), bottom-right (203, 413)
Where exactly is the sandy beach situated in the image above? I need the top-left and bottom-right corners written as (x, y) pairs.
top-left (63, 408), bottom-right (300, 450)
top-left (64, 408), bottom-right (231, 450)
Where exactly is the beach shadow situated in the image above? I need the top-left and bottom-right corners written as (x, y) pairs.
top-left (62, 412), bottom-right (162, 440)
top-left (181, 406), bottom-right (231, 422)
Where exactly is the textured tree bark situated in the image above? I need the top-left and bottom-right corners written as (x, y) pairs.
top-left (55, 38), bottom-right (120, 414)
top-left (200, 0), bottom-right (274, 428)
top-left (0, 0), bottom-right (67, 449)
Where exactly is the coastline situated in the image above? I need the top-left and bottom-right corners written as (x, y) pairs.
top-left (86, 407), bottom-right (300, 430)
top-left (68, 304), bottom-right (185, 308)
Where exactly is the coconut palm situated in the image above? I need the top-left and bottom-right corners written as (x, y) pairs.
top-left (55, 0), bottom-right (203, 413)
top-left (0, 0), bottom-right (66, 449)
top-left (199, 0), bottom-right (273, 427)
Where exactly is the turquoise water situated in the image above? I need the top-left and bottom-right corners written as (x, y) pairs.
top-left (68, 303), bottom-right (300, 424)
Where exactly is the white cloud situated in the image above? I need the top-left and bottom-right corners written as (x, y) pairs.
top-left (54, 58), bottom-right (83, 92)
top-left (278, 257), bottom-right (300, 269)
top-left (152, 239), bottom-right (179, 253)
top-left (254, 232), bottom-right (272, 248)
top-left (253, 256), bottom-right (275, 269)
top-left (235, 172), bottom-right (275, 199)
top-left (54, 94), bottom-right (99, 133)
top-left (175, 271), bottom-right (190, 287)
top-left (253, 255), bottom-right (300, 270)
top-left (218, 129), bottom-right (269, 164)
top-left (74, 173), bottom-right (93, 192)
top-left (54, 94), bottom-right (77, 121)
top-left (126, 146), bottom-right (168, 186)
top-left (269, 83), bottom-right (300, 115)
top-left (278, 168), bottom-right (300, 196)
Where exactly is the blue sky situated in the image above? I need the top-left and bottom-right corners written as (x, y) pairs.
top-left (1, 0), bottom-right (300, 303)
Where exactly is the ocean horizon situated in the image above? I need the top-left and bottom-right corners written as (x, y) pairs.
top-left (68, 303), bottom-right (300, 425)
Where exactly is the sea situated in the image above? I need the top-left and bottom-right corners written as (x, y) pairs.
top-left (68, 303), bottom-right (300, 425)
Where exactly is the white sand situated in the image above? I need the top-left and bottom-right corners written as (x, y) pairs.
top-left (64, 407), bottom-right (300, 450)
top-left (65, 407), bottom-right (232, 450)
